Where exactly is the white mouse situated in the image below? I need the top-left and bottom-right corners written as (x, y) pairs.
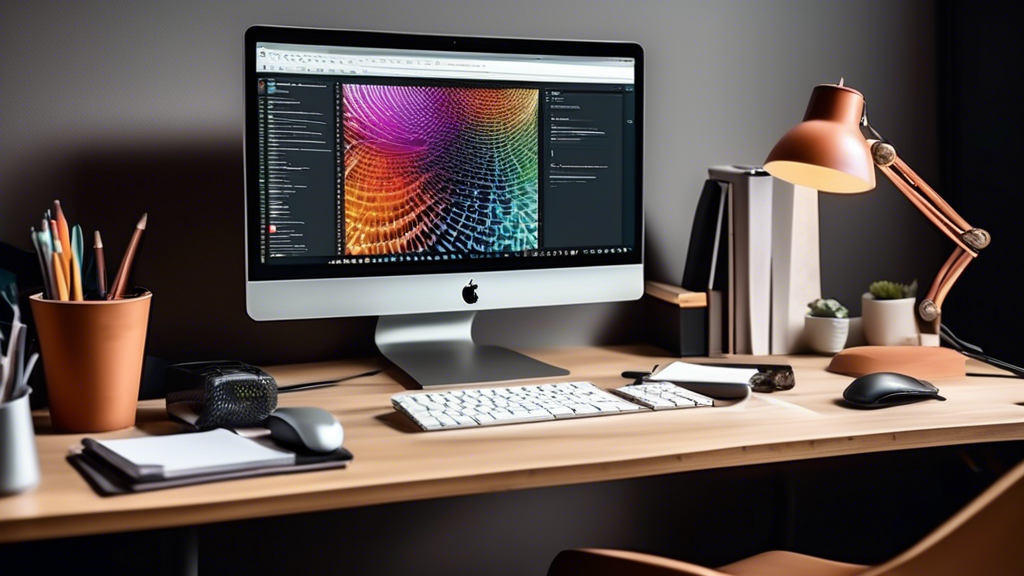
top-left (265, 407), bottom-right (344, 453)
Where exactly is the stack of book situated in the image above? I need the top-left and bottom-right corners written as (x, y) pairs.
top-left (678, 166), bottom-right (821, 355)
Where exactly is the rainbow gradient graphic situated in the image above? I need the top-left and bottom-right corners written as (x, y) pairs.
top-left (343, 85), bottom-right (539, 256)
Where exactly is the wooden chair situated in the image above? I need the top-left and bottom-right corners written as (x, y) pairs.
top-left (548, 457), bottom-right (1024, 576)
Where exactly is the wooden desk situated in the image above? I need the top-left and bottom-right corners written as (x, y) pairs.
top-left (3, 345), bottom-right (1024, 544)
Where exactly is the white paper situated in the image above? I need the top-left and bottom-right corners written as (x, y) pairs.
top-left (95, 428), bottom-right (294, 478)
top-left (650, 361), bottom-right (757, 385)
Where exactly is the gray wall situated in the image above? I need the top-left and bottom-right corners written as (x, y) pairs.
top-left (0, 1), bottom-right (944, 364)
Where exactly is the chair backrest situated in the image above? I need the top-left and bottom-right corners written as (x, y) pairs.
top-left (863, 456), bottom-right (1024, 576)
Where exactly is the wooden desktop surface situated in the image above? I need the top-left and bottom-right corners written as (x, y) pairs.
top-left (3, 345), bottom-right (1024, 544)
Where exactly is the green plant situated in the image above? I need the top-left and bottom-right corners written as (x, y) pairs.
top-left (869, 279), bottom-right (918, 300)
top-left (807, 298), bottom-right (849, 319)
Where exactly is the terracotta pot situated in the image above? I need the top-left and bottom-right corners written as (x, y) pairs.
top-left (861, 293), bottom-right (919, 347)
top-left (804, 316), bottom-right (850, 355)
top-left (30, 291), bottom-right (151, 432)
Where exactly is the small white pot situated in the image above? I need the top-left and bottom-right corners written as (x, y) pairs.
top-left (804, 316), bottom-right (850, 355)
top-left (861, 293), bottom-right (919, 346)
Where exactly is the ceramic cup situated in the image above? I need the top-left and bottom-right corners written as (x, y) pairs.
top-left (0, 388), bottom-right (41, 496)
top-left (804, 316), bottom-right (850, 355)
top-left (861, 293), bottom-right (919, 347)
top-left (30, 291), bottom-right (151, 432)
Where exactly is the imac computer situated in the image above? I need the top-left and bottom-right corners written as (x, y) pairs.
top-left (244, 26), bottom-right (644, 387)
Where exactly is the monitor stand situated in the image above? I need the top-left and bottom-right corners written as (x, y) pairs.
top-left (375, 312), bottom-right (569, 388)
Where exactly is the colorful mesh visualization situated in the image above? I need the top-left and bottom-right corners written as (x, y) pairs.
top-left (343, 85), bottom-right (539, 255)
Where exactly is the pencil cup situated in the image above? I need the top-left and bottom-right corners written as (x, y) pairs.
top-left (30, 291), bottom-right (152, 433)
top-left (0, 388), bottom-right (41, 496)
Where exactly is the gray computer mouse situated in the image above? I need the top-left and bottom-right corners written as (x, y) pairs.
top-left (265, 407), bottom-right (344, 453)
top-left (843, 372), bottom-right (946, 408)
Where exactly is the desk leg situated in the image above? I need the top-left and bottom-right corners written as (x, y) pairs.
top-left (158, 526), bottom-right (198, 576)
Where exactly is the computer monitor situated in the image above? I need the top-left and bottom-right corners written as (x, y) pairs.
top-left (244, 26), bottom-right (644, 386)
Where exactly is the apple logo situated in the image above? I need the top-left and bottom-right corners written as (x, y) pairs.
top-left (462, 279), bottom-right (479, 304)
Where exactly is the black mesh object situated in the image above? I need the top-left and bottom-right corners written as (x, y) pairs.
top-left (165, 361), bottom-right (278, 430)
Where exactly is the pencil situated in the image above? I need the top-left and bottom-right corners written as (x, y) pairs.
top-left (70, 251), bottom-right (84, 301)
top-left (52, 249), bottom-right (69, 301)
top-left (72, 224), bottom-right (84, 274)
top-left (54, 200), bottom-right (72, 277)
top-left (94, 231), bottom-right (107, 299)
top-left (50, 220), bottom-right (69, 294)
top-left (108, 213), bottom-right (147, 300)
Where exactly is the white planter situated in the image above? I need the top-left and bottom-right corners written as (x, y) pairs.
top-left (861, 293), bottom-right (919, 346)
top-left (804, 316), bottom-right (850, 355)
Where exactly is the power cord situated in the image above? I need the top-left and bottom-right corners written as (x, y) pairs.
top-left (278, 366), bottom-right (386, 393)
top-left (940, 324), bottom-right (1024, 379)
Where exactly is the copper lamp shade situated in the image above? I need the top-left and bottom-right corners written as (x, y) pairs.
top-left (764, 84), bottom-right (876, 193)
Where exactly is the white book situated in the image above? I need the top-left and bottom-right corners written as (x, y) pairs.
top-left (84, 429), bottom-right (296, 480)
top-left (771, 180), bottom-right (822, 354)
top-left (709, 166), bottom-right (773, 355)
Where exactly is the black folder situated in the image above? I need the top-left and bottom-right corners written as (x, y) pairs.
top-left (68, 441), bottom-right (352, 496)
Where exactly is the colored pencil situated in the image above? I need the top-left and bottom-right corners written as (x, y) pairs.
top-left (70, 251), bottom-right (84, 301)
top-left (54, 201), bottom-right (72, 277)
top-left (72, 224), bottom-right (84, 275)
top-left (52, 249), bottom-right (69, 301)
top-left (50, 220), bottom-right (69, 294)
top-left (108, 213), bottom-right (147, 300)
top-left (94, 231), bottom-right (107, 299)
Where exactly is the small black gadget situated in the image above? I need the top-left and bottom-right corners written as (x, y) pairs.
top-left (165, 361), bottom-right (278, 430)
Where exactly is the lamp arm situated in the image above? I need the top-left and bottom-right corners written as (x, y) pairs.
top-left (867, 139), bottom-right (991, 334)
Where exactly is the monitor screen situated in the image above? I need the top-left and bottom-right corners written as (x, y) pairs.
top-left (245, 30), bottom-right (642, 282)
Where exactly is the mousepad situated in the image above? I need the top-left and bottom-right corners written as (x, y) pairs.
top-left (68, 446), bottom-right (353, 497)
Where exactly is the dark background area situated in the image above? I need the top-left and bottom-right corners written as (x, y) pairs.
top-left (3, 1), bottom-right (1024, 574)
top-left (937, 2), bottom-right (1023, 368)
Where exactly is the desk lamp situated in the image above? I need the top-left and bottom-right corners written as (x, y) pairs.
top-left (764, 80), bottom-right (989, 378)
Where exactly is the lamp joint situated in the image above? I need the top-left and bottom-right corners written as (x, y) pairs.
top-left (871, 141), bottom-right (897, 167)
top-left (919, 299), bottom-right (940, 322)
top-left (962, 228), bottom-right (991, 251)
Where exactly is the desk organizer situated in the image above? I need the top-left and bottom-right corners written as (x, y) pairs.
top-left (30, 290), bottom-right (152, 432)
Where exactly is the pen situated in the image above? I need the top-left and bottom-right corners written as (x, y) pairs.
top-left (108, 213), bottom-right (147, 300)
top-left (30, 228), bottom-right (53, 299)
top-left (94, 231), bottom-right (107, 299)
top-left (38, 221), bottom-right (57, 299)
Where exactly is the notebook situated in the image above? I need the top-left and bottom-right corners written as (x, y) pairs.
top-left (651, 361), bottom-right (758, 385)
top-left (82, 429), bottom-right (296, 481)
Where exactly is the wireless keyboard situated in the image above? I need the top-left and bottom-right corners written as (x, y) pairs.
top-left (392, 381), bottom-right (713, 431)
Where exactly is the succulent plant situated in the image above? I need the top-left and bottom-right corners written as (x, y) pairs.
top-left (807, 298), bottom-right (849, 319)
top-left (869, 279), bottom-right (918, 300)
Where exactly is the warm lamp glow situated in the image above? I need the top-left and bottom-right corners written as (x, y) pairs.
top-left (764, 84), bottom-right (876, 193)
top-left (763, 160), bottom-right (873, 193)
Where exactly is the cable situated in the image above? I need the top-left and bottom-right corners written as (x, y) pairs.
top-left (940, 323), bottom-right (1024, 379)
top-left (278, 367), bottom-right (386, 393)
top-left (940, 324), bottom-right (985, 355)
